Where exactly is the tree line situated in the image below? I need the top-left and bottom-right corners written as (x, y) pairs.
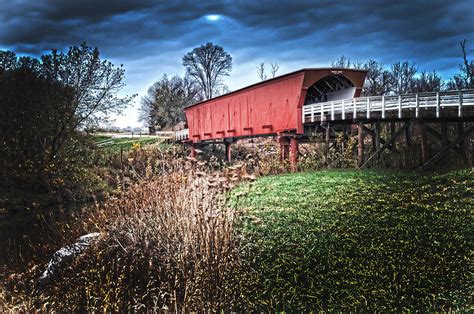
top-left (332, 40), bottom-right (473, 96)
top-left (142, 40), bottom-right (473, 133)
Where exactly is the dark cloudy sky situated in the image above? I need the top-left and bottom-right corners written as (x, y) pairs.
top-left (1, 0), bottom-right (473, 127)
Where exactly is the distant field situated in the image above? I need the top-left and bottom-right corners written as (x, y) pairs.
top-left (233, 169), bottom-right (473, 311)
top-left (91, 135), bottom-right (164, 151)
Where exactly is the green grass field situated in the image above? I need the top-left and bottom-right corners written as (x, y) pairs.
top-left (233, 169), bottom-right (473, 311)
top-left (91, 135), bottom-right (162, 152)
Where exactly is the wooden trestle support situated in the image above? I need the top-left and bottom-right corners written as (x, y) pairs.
top-left (278, 135), bottom-right (299, 171)
top-left (310, 119), bottom-right (473, 171)
top-left (188, 119), bottom-right (472, 171)
top-left (301, 90), bottom-right (474, 171)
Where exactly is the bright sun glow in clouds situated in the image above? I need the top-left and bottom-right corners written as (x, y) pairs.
top-left (205, 14), bottom-right (221, 22)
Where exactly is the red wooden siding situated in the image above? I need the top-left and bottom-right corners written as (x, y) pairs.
top-left (185, 68), bottom-right (367, 143)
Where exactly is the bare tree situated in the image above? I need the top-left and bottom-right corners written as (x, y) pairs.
top-left (447, 40), bottom-right (474, 90)
top-left (332, 55), bottom-right (352, 68)
top-left (257, 62), bottom-right (279, 80)
top-left (351, 61), bottom-right (365, 70)
top-left (270, 62), bottom-right (280, 77)
top-left (412, 71), bottom-right (443, 93)
top-left (460, 40), bottom-right (474, 88)
top-left (182, 42), bottom-right (232, 99)
top-left (362, 60), bottom-right (384, 96)
top-left (390, 61), bottom-right (418, 94)
top-left (361, 60), bottom-right (393, 96)
top-left (257, 63), bottom-right (267, 81)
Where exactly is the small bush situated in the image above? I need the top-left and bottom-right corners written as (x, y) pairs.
top-left (232, 136), bottom-right (358, 174)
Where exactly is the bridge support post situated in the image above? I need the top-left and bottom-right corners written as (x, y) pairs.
top-left (279, 136), bottom-right (290, 162)
top-left (325, 123), bottom-right (331, 151)
top-left (388, 122), bottom-right (396, 150)
top-left (421, 123), bottom-right (429, 164)
top-left (405, 121), bottom-right (412, 147)
top-left (441, 123), bottom-right (448, 147)
top-left (190, 144), bottom-right (197, 158)
top-left (358, 122), bottom-right (364, 167)
top-left (370, 123), bottom-right (377, 151)
top-left (225, 142), bottom-right (232, 163)
top-left (458, 122), bottom-right (468, 164)
top-left (290, 137), bottom-right (299, 172)
top-left (375, 121), bottom-right (381, 151)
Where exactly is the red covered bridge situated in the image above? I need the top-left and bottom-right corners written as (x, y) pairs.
top-left (176, 68), bottom-right (474, 169)
top-left (178, 68), bottom-right (367, 163)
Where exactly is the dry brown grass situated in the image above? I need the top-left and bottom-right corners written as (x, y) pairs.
top-left (1, 138), bottom-right (354, 311)
top-left (32, 157), bottom-right (254, 311)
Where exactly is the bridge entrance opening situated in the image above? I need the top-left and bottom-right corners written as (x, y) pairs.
top-left (304, 74), bottom-right (355, 105)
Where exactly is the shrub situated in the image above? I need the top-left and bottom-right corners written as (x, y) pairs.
top-left (232, 136), bottom-right (358, 174)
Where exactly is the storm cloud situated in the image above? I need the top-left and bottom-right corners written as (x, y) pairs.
top-left (1, 0), bottom-right (472, 126)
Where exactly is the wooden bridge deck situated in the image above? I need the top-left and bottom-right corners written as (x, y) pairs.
top-left (303, 89), bottom-right (474, 123)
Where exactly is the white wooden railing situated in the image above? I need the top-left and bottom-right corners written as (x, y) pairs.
top-left (96, 132), bottom-right (175, 138)
top-left (175, 128), bottom-right (189, 141)
top-left (155, 131), bottom-right (176, 138)
top-left (303, 89), bottom-right (474, 122)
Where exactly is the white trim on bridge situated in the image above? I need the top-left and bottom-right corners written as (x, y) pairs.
top-left (97, 132), bottom-right (175, 139)
top-left (175, 129), bottom-right (189, 141)
top-left (303, 89), bottom-right (474, 123)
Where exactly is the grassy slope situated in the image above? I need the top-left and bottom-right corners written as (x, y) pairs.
top-left (233, 169), bottom-right (473, 311)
